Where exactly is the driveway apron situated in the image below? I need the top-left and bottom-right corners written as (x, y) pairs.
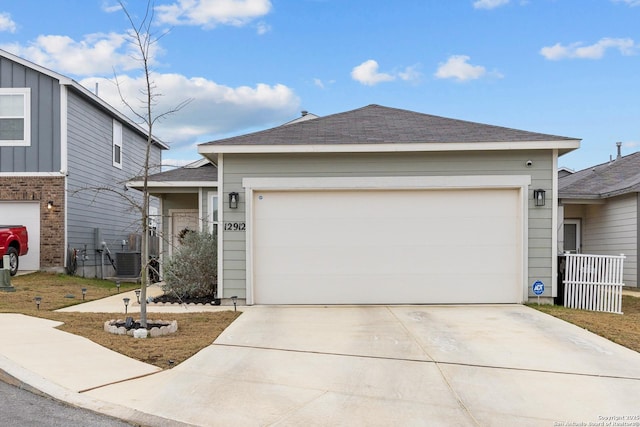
top-left (84, 305), bottom-right (640, 427)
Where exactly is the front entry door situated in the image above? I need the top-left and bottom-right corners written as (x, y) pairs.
top-left (170, 209), bottom-right (199, 256)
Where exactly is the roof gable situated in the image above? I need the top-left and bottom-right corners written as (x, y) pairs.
top-left (0, 49), bottom-right (168, 150)
top-left (559, 151), bottom-right (640, 199)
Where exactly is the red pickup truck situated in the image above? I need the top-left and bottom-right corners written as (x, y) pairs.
top-left (0, 225), bottom-right (29, 276)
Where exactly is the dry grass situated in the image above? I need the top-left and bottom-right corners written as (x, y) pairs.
top-left (530, 294), bottom-right (640, 353)
top-left (3, 272), bottom-right (241, 368)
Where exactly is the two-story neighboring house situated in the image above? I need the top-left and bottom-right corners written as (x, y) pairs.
top-left (0, 49), bottom-right (167, 277)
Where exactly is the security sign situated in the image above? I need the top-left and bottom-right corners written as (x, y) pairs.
top-left (532, 280), bottom-right (545, 296)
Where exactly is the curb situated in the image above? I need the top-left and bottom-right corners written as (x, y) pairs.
top-left (0, 354), bottom-right (196, 427)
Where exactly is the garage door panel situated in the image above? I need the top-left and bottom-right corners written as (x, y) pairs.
top-left (253, 189), bottom-right (522, 304)
top-left (255, 273), bottom-right (519, 304)
top-left (256, 243), bottom-right (518, 277)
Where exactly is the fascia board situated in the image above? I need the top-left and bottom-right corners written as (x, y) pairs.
top-left (199, 140), bottom-right (580, 155)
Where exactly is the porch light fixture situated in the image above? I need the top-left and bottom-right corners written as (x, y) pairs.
top-left (229, 192), bottom-right (239, 209)
top-left (533, 189), bottom-right (546, 207)
top-left (123, 297), bottom-right (130, 314)
top-left (34, 296), bottom-right (42, 310)
top-left (81, 288), bottom-right (87, 300)
top-left (47, 201), bottom-right (53, 210)
top-left (231, 295), bottom-right (238, 311)
top-left (135, 289), bottom-right (141, 304)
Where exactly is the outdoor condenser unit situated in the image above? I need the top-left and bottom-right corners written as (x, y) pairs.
top-left (116, 252), bottom-right (141, 277)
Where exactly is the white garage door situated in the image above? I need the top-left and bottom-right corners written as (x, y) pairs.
top-left (252, 189), bottom-right (522, 304)
top-left (0, 201), bottom-right (41, 272)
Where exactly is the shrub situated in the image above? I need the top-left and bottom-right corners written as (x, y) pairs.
top-left (162, 231), bottom-right (217, 298)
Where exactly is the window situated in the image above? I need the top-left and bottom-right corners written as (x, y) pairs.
top-left (0, 88), bottom-right (30, 146)
top-left (210, 195), bottom-right (219, 234)
top-left (113, 120), bottom-right (122, 168)
top-left (563, 219), bottom-right (581, 253)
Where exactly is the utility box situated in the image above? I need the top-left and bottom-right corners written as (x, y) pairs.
top-left (0, 255), bottom-right (15, 291)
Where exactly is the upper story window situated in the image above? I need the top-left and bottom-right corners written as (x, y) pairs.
top-left (0, 88), bottom-right (30, 146)
top-left (113, 119), bottom-right (122, 169)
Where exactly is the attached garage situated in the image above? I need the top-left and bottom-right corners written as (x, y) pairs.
top-left (0, 201), bottom-right (41, 272)
top-left (198, 104), bottom-right (581, 305)
top-left (246, 177), bottom-right (527, 304)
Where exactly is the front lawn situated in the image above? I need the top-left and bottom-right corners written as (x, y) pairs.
top-left (3, 272), bottom-right (240, 368)
top-left (530, 294), bottom-right (640, 353)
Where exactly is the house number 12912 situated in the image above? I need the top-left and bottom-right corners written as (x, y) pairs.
top-left (224, 222), bottom-right (246, 231)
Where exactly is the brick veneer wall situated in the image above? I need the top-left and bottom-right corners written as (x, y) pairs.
top-left (0, 176), bottom-right (65, 270)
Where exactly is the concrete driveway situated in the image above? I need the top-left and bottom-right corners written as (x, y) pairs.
top-left (85, 305), bottom-right (640, 426)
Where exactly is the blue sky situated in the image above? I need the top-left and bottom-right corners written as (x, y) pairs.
top-left (1, 0), bottom-right (639, 170)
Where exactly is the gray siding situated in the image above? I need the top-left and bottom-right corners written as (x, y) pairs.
top-left (583, 194), bottom-right (638, 287)
top-left (221, 150), bottom-right (554, 299)
top-left (0, 56), bottom-right (61, 172)
top-left (66, 90), bottom-right (162, 273)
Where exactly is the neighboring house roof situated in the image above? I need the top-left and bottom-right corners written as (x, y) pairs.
top-left (127, 160), bottom-right (217, 191)
top-left (0, 49), bottom-right (168, 150)
top-left (558, 166), bottom-right (575, 178)
top-left (281, 111), bottom-right (320, 126)
top-left (559, 151), bottom-right (640, 199)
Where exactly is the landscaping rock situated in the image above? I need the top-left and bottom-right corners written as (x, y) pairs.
top-left (133, 328), bottom-right (148, 339)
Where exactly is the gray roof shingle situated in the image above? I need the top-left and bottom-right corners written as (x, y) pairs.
top-left (200, 104), bottom-right (577, 146)
top-left (559, 151), bottom-right (640, 199)
top-left (145, 162), bottom-right (217, 182)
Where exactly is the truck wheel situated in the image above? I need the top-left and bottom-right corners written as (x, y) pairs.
top-left (7, 247), bottom-right (19, 276)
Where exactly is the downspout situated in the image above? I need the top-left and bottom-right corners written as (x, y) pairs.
top-left (60, 84), bottom-right (69, 270)
top-left (552, 149), bottom-right (559, 298)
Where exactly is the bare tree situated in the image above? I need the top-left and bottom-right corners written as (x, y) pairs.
top-left (116, 0), bottom-right (191, 327)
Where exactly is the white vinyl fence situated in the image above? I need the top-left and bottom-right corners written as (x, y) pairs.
top-left (563, 253), bottom-right (625, 314)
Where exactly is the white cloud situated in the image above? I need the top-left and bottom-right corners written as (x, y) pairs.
top-left (256, 21), bottom-right (271, 34)
top-left (473, 0), bottom-right (509, 9)
top-left (0, 12), bottom-right (17, 33)
top-left (612, 0), bottom-right (640, 6)
top-left (351, 60), bottom-right (421, 86)
top-left (0, 32), bottom-right (157, 76)
top-left (351, 60), bottom-right (394, 85)
top-left (434, 55), bottom-right (489, 81)
top-left (540, 37), bottom-right (636, 60)
top-left (101, 1), bottom-right (123, 13)
top-left (398, 65), bottom-right (421, 83)
top-left (313, 78), bottom-right (324, 89)
top-left (80, 73), bottom-right (300, 146)
top-left (155, 0), bottom-right (272, 28)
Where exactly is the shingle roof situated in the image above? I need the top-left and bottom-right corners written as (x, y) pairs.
top-left (146, 162), bottom-right (217, 182)
top-left (559, 151), bottom-right (640, 199)
top-left (200, 104), bottom-right (577, 146)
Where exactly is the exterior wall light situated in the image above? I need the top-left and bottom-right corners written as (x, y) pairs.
top-left (47, 201), bottom-right (54, 210)
top-left (229, 192), bottom-right (239, 209)
top-left (533, 189), bottom-right (546, 207)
